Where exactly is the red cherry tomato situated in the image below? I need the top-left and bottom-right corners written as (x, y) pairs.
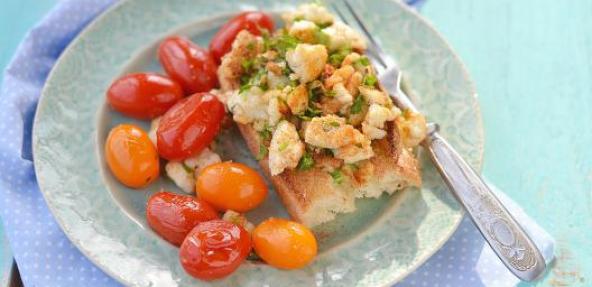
top-left (209, 12), bottom-right (274, 63)
top-left (179, 220), bottom-right (251, 280)
top-left (146, 191), bottom-right (219, 246)
top-left (106, 73), bottom-right (183, 119)
top-left (156, 92), bottom-right (225, 160)
top-left (158, 36), bottom-right (218, 94)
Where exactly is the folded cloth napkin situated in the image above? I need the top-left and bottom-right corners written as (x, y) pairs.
top-left (0, 0), bottom-right (554, 286)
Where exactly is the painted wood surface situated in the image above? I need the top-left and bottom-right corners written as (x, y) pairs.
top-left (0, 0), bottom-right (590, 286)
top-left (423, 1), bottom-right (592, 286)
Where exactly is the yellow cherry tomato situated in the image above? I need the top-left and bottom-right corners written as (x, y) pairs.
top-left (252, 218), bottom-right (317, 269)
top-left (196, 162), bottom-right (268, 212)
top-left (105, 124), bottom-right (159, 188)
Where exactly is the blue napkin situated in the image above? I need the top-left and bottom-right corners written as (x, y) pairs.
top-left (0, 0), bottom-right (553, 286)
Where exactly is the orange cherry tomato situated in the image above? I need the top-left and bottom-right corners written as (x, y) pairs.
top-left (106, 73), bottom-right (183, 119)
top-left (156, 92), bottom-right (225, 161)
top-left (179, 219), bottom-right (251, 280)
top-left (146, 191), bottom-right (219, 246)
top-left (252, 218), bottom-right (317, 269)
top-left (158, 36), bottom-right (218, 94)
top-left (105, 124), bottom-right (159, 188)
top-left (196, 162), bottom-right (268, 212)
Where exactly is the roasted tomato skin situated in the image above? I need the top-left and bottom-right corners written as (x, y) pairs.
top-left (209, 12), bottom-right (274, 63)
top-left (106, 73), bottom-right (183, 119)
top-left (158, 36), bottom-right (218, 94)
top-left (156, 92), bottom-right (225, 161)
top-left (179, 220), bottom-right (251, 280)
top-left (196, 162), bottom-right (268, 212)
top-left (105, 124), bottom-right (159, 188)
top-left (146, 191), bottom-right (219, 246)
top-left (252, 218), bottom-right (317, 269)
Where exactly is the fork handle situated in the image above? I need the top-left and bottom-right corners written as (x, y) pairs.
top-left (422, 123), bottom-right (546, 281)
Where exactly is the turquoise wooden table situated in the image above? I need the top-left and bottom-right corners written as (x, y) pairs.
top-left (1, 0), bottom-right (590, 286)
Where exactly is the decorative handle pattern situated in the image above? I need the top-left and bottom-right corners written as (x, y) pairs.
top-left (423, 125), bottom-right (546, 281)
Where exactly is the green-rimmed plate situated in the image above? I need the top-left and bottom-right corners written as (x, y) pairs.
top-left (33, 0), bottom-right (483, 286)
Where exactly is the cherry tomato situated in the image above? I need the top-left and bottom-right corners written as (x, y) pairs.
top-left (158, 36), bottom-right (218, 94)
top-left (196, 162), bottom-right (268, 212)
top-left (105, 124), bottom-right (159, 188)
top-left (252, 218), bottom-right (317, 269)
top-left (156, 92), bottom-right (225, 160)
top-left (146, 191), bottom-right (219, 246)
top-left (106, 73), bottom-right (183, 119)
top-left (209, 11), bottom-right (275, 63)
top-left (179, 219), bottom-right (251, 280)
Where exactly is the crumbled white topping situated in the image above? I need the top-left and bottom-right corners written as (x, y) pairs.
top-left (286, 44), bottom-right (328, 83)
top-left (322, 21), bottom-right (367, 51)
top-left (184, 147), bottom-right (222, 175)
top-left (304, 115), bottom-right (358, 149)
top-left (289, 20), bottom-right (318, 42)
top-left (165, 161), bottom-right (195, 194)
top-left (269, 121), bottom-right (305, 175)
top-left (333, 130), bottom-right (374, 163)
top-left (282, 3), bottom-right (334, 27)
top-left (227, 86), bottom-right (270, 124)
top-left (286, 84), bottom-right (309, 114)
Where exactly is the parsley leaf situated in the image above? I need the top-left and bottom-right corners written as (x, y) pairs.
top-left (278, 142), bottom-right (289, 152)
top-left (363, 74), bottom-right (378, 87)
top-left (329, 169), bottom-right (344, 184)
top-left (258, 126), bottom-right (272, 141)
top-left (256, 144), bottom-right (268, 160)
top-left (328, 48), bottom-right (352, 66)
top-left (297, 151), bottom-right (315, 170)
top-left (350, 95), bottom-right (365, 114)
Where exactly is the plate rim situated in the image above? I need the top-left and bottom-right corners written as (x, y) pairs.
top-left (32, 0), bottom-right (484, 286)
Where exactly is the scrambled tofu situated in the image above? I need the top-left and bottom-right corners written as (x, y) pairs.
top-left (269, 121), bottom-right (305, 175)
top-left (286, 44), bottom-right (328, 83)
top-left (227, 86), bottom-right (270, 124)
top-left (333, 130), bottom-right (374, 163)
top-left (362, 104), bottom-right (400, 140)
top-left (288, 20), bottom-right (318, 43)
top-left (286, 84), bottom-right (309, 114)
top-left (218, 31), bottom-right (263, 91)
top-left (165, 148), bottom-right (222, 194)
top-left (304, 115), bottom-right (358, 149)
top-left (322, 21), bottom-right (367, 51)
top-left (282, 3), bottom-right (334, 27)
top-left (396, 110), bottom-right (428, 147)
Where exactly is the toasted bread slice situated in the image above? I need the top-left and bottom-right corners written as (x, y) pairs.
top-left (237, 121), bottom-right (421, 227)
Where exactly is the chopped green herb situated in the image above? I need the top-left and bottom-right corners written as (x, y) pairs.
top-left (350, 95), bottom-right (365, 114)
top-left (241, 58), bottom-right (254, 71)
top-left (326, 90), bottom-right (337, 97)
top-left (328, 121), bottom-right (340, 127)
top-left (297, 151), bottom-right (315, 170)
top-left (258, 126), bottom-right (272, 141)
top-left (363, 74), bottom-right (378, 87)
top-left (328, 48), bottom-right (352, 66)
top-left (313, 28), bottom-right (330, 46)
top-left (293, 16), bottom-right (305, 22)
top-left (317, 22), bottom-right (333, 29)
top-left (278, 142), bottom-right (289, 152)
top-left (347, 163), bottom-right (359, 171)
top-left (308, 80), bottom-right (324, 102)
top-left (329, 169), bottom-right (344, 184)
top-left (182, 163), bottom-right (193, 174)
top-left (256, 144), bottom-right (268, 160)
top-left (357, 56), bottom-right (370, 66)
top-left (297, 106), bottom-right (322, 121)
top-left (239, 84), bottom-right (252, 94)
top-left (269, 33), bottom-right (300, 55)
top-left (246, 41), bottom-right (255, 51)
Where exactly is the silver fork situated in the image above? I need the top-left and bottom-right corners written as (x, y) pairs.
top-left (332, 0), bottom-right (546, 281)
